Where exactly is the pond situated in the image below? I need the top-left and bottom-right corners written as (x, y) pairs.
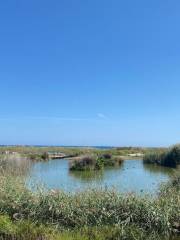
top-left (28, 159), bottom-right (175, 195)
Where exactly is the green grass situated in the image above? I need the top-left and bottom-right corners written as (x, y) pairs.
top-left (0, 217), bottom-right (175, 240)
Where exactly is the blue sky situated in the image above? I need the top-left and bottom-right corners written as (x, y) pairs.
top-left (0, 0), bottom-right (180, 146)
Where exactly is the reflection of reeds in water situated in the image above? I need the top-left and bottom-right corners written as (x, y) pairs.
top-left (69, 160), bottom-right (124, 184)
top-left (0, 153), bottom-right (32, 176)
top-left (69, 169), bottom-right (104, 182)
top-left (143, 162), bottom-right (176, 176)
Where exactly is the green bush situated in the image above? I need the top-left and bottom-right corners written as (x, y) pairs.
top-left (69, 154), bottom-right (122, 171)
top-left (69, 155), bottom-right (101, 171)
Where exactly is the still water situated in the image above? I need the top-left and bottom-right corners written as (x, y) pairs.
top-left (28, 159), bottom-right (175, 195)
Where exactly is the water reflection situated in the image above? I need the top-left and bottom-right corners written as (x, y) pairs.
top-left (143, 163), bottom-right (175, 176)
top-left (28, 159), bottom-right (175, 195)
top-left (69, 170), bottom-right (104, 182)
top-left (69, 163), bottom-right (124, 183)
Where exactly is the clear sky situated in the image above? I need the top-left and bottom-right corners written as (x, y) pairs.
top-left (0, 0), bottom-right (180, 146)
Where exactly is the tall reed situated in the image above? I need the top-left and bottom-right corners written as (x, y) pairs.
top-left (143, 145), bottom-right (180, 167)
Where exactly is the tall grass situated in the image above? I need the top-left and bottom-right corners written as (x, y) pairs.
top-left (0, 153), bottom-right (179, 239)
top-left (1, 217), bottom-right (176, 240)
top-left (0, 172), bottom-right (179, 236)
top-left (0, 153), bottom-right (32, 176)
top-left (143, 145), bottom-right (180, 167)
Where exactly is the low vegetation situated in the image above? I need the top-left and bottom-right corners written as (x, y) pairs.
top-left (69, 154), bottom-right (123, 171)
top-left (143, 145), bottom-right (180, 167)
top-left (27, 152), bottom-right (49, 161)
top-left (1, 216), bottom-right (177, 240)
top-left (0, 146), bottom-right (179, 239)
top-left (0, 171), bottom-right (179, 239)
top-left (0, 145), bottom-right (166, 161)
top-left (0, 153), bottom-right (32, 176)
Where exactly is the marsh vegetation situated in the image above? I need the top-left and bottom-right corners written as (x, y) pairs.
top-left (143, 145), bottom-right (180, 168)
top-left (69, 154), bottom-right (123, 171)
top-left (0, 146), bottom-right (179, 239)
top-left (0, 172), bottom-right (179, 239)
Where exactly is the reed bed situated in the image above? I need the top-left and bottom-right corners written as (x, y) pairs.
top-left (0, 154), bottom-right (179, 239)
top-left (143, 145), bottom-right (180, 167)
top-left (1, 217), bottom-right (177, 240)
top-left (0, 154), bottom-right (32, 176)
top-left (0, 173), bottom-right (179, 235)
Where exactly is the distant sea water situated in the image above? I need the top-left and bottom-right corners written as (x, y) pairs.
top-left (51, 146), bottom-right (115, 150)
top-left (39, 146), bottom-right (115, 149)
top-left (0, 145), bottom-right (115, 149)
top-left (90, 146), bottom-right (115, 149)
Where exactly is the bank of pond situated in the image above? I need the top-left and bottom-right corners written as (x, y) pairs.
top-left (0, 148), bottom-right (180, 240)
top-left (0, 171), bottom-right (179, 240)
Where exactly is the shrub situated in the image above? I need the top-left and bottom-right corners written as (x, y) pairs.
top-left (101, 153), bottom-right (112, 159)
top-left (69, 154), bottom-right (122, 171)
top-left (28, 152), bottom-right (49, 161)
top-left (98, 156), bottom-right (121, 167)
top-left (69, 155), bottom-right (100, 171)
